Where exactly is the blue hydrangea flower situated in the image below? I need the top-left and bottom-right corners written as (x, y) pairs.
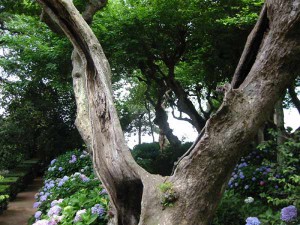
top-left (50, 159), bottom-right (56, 165)
top-left (246, 217), bottom-right (261, 225)
top-left (33, 201), bottom-right (41, 208)
top-left (281, 205), bottom-right (297, 222)
top-left (91, 204), bottom-right (105, 217)
top-left (69, 155), bottom-right (77, 163)
top-left (100, 189), bottom-right (107, 195)
top-left (79, 174), bottom-right (90, 182)
top-left (34, 211), bottom-right (42, 219)
top-left (40, 193), bottom-right (50, 202)
top-left (58, 167), bottom-right (63, 171)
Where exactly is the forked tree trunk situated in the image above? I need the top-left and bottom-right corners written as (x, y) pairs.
top-left (37, 0), bottom-right (300, 224)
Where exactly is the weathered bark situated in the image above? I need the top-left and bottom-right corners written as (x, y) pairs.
top-left (231, 4), bottom-right (269, 88)
top-left (37, 1), bottom-right (150, 224)
top-left (72, 50), bottom-right (93, 152)
top-left (37, 1), bottom-right (300, 225)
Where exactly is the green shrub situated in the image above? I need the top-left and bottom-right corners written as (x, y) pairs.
top-left (31, 150), bottom-right (109, 225)
top-left (44, 149), bottom-right (93, 180)
top-left (131, 142), bottom-right (192, 175)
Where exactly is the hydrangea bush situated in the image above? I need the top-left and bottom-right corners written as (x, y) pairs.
top-left (213, 130), bottom-right (300, 225)
top-left (30, 150), bottom-right (109, 225)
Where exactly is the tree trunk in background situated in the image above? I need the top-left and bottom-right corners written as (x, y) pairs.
top-left (146, 104), bottom-right (155, 143)
top-left (37, 0), bottom-right (300, 224)
top-left (288, 85), bottom-right (300, 114)
top-left (158, 129), bottom-right (170, 151)
top-left (257, 126), bottom-right (265, 144)
top-left (153, 99), bottom-right (181, 147)
top-left (137, 114), bottom-right (144, 145)
top-left (166, 77), bottom-right (206, 133)
top-left (274, 99), bottom-right (285, 144)
top-left (274, 98), bottom-right (285, 166)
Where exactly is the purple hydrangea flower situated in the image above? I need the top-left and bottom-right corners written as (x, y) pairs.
top-left (34, 211), bottom-right (42, 219)
top-left (91, 204), bottom-right (105, 217)
top-left (58, 167), bottom-right (63, 171)
top-left (33, 201), bottom-right (41, 208)
top-left (50, 199), bottom-right (64, 207)
top-left (44, 181), bottom-right (55, 190)
top-left (246, 217), bottom-right (261, 225)
top-left (69, 155), bottom-right (77, 163)
top-left (74, 209), bottom-right (86, 222)
top-left (47, 205), bottom-right (62, 217)
top-left (40, 193), bottom-right (50, 202)
top-left (100, 189), bottom-right (107, 195)
top-left (47, 221), bottom-right (57, 225)
top-left (80, 174), bottom-right (90, 182)
top-left (58, 176), bottom-right (69, 187)
top-left (33, 220), bottom-right (50, 225)
top-left (281, 205), bottom-right (297, 222)
top-left (50, 159), bottom-right (56, 165)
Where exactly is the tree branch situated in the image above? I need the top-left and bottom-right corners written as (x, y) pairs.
top-left (36, 1), bottom-right (149, 223)
top-left (288, 85), bottom-right (300, 114)
top-left (231, 4), bottom-right (269, 89)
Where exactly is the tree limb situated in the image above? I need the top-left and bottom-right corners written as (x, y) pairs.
top-left (288, 85), bottom-right (300, 114)
top-left (231, 4), bottom-right (269, 89)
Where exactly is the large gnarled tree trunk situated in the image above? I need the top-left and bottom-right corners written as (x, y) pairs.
top-left (37, 0), bottom-right (300, 224)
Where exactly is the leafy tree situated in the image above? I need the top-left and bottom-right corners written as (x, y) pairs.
top-left (0, 3), bottom-right (83, 164)
top-left (86, 0), bottom-right (264, 148)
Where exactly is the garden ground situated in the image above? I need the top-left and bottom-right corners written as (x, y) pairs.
top-left (0, 178), bottom-right (42, 225)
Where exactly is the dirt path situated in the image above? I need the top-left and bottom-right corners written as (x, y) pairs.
top-left (0, 178), bottom-right (43, 225)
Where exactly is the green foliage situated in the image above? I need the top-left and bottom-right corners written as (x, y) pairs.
top-left (0, 12), bottom-right (83, 165)
top-left (217, 0), bottom-right (264, 27)
top-left (131, 142), bottom-right (192, 175)
top-left (213, 191), bottom-right (264, 225)
top-left (158, 182), bottom-right (178, 209)
top-left (131, 143), bottom-right (160, 173)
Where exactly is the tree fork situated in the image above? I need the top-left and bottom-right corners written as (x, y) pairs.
top-left (37, 1), bottom-right (300, 224)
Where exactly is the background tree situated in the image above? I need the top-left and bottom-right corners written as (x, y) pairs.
top-left (0, 3), bottom-right (83, 165)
